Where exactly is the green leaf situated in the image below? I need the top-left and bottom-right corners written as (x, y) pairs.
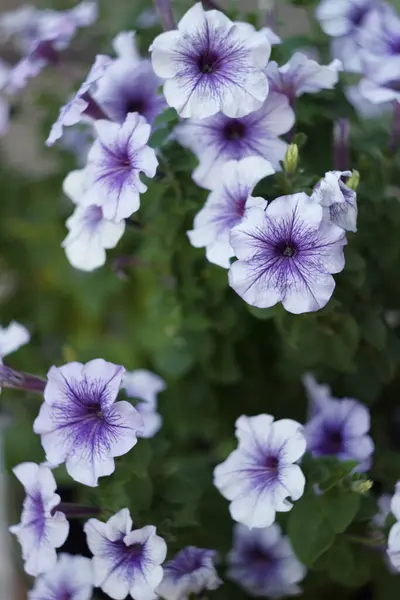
top-left (288, 493), bottom-right (335, 566)
top-left (324, 538), bottom-right (371, 587)
top-left (322, 488), bottom-right (361, 533)
top-left (128, 440), bottom-right (153, 479)
top-left (148, 127), bottom-right (171, 149)
top-left (153, 107), bottom-right (178, 127)
top-left (361, 314), bottom-right (387, 351)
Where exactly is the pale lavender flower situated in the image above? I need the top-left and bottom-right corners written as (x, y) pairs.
top-left (227, 523), bottom-right (307, 598)
top-left (265, 53), bottom-right (342, 104)
top-left (122, 369), bottom-right (166, 438)
top-left (150, 2), bottom-right (270, 119)
top-left (345, 84), bottom-right (392, 117)
top-left (175, 91), bottom-right (294, 190)
top-left (93, 31), bottom-right (166, 125)
top-left (62, 168), bottom-right (125, 271)
top-left (46, 54), bottom-right (112, 146)
top-left (373, 493), bottom-right (392, 529)
top-left (0, 320), bottom-right (29, 358)
top-left (228, 193), bottom-right (347, 314)
top-left (304, 391), bottom-right (374, 472)
top-left (311, 170), bottom-right (358, 232)
top-left (388, 483), bottom-right (400, 571)
top-left (33, 359), bottom-right (143, 487)
top-left (9, 462), bottom-right (69, 576)
top-left (188, 156), bottom-right (274, 268)
top-left (213, 414), bottom-right (306, 529)
top-left (260, 26), bottom-right (282, 46)
top-left (302, 373), bottom-right (332, 417)
top-left (157, 547), bottom-right (222, 600)
top-left (28, 553), bottom-right (93, 600)
top-left (80, 113), bottom-right (158, 222)
top-left (84, 508), bottom-right (167, 600)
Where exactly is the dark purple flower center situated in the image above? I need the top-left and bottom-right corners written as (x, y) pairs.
top-left (126, 542), bottom-right (144, 560)
top-left (125, 97), bottom-right (147, 117)
top-left (282, 245), bottom-right (296, 257)
top-left (223, 120), bottom-right (246, 141)
top-left (264, 455), bottom-right (279, 471)
top-left (197, 50), bottom-right (220, 74)
top-left (323, 428), bottom-right (344, 454)
top-left (60, 592), bottom-right (72, 600)
top-left (349, 4), bottom-right (368, 27)
top-left (245, 545), bottom-right (276, 568)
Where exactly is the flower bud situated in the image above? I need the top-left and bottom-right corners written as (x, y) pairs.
top-left (351, 479), bottom-right (373, 494)
top-left (284, 143), bottom-right (299, 176)
top-left (346, 169), bottom-right (360, 191)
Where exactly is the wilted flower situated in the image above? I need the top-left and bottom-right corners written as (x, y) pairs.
top-left (266, 53), bottom-right (342, 104)
top-left (62, 168), bottom-right (125, 271)
top-left (28, 553), bottom-right (93, 600)
top-left (150, 2), bottom-right (270, 119)
top-left (46, 54), bottom-right (111, 146)
top-left (188, 156), bottom-right (273, 268)
top-left (0, 320), bottom-right (29, 358)
top-left (228, 193), bottom-right (347, 314)
top-left (122, 369), bottom-right (166, 438)
top-left (304, 389), bottom-right (374, 472)
top-left (227, 523), bottom-right (307, 598)
top-left (33, 359), bottom-right (143, 486)
top-left (157, 547), bottom-right (222, 600)
top-left (213, 414), bottom-right (306, 528)
top-left (84, 508), bottom-right (167, 600)
top-left (175, 91), bottom-right (294, 189)
top-left (93, 31), bottom-right (166, 125)
top-left (80, 113), bottom-right (158, 222)
top-left (311, 170), bottom-right (358, 232)
top-left (9, 462), bottom-right (69, 576)
top-left (387, 482), bottom-right (400, 571)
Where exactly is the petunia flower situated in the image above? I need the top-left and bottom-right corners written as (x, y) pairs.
top-left (9, 462), bottom-right (69, 576)
top-left (311, 170), bottom-right (358, 232)
top-left (122, 369), bottom-right (166, 438)
top-left (28, 553), bottom-right (93, 600)
top-left (46, 54), bottom-right (112, 146)
top-left (62, 168), bottom-right (125, 271)
top-left (0, 320), bottom-right (29, 358)
top-left (150, 2), bottom-right (270, 119)
top-left (388, 482), bottom-right (400, 571)
top-left (213, 414), bottom-right (306, 529)
top-left (265, 52), bottom-right (342, 104)
top-left (79, 113), bottom-right (158, 222)
top-left (157, 546), bottom-right (222, 600)
top-left (33, 359), bottom-right (143, 487)
top-left (228, 193), bottom-right (347, 314)
top-left (175, 91), bottom-right (294, 189)
top-left (227, 523), bottom-right (307, 598)
top-left (302, 372), bottom-right (332, 417)
top-left (304, 389), bottom-right (374, 472)
top-left (187, 156), bottom-right (274, 268)
top-left (84, 508), bottom-right (167, 600)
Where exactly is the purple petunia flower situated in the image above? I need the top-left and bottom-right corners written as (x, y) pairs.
top-left (304, 386), bottom-right (374, 472)
top-left (388, 482), bottom-right (400, 571)
top-left (84, 508), bottom-right (167, 600)
top-left (188, 156), bottom-right (274, 268)
top-left (228, 193), bottom-right (347, 314)
top-left (93, 31), bottom-right (166, 126)
top-left (62, 168), bottom-right (125, 271)
top-left (311, 170), bottom-right (358, 232)
top-left (265, 52), bottom-right (342, 104)
top-left (227, 523), bottom-right (307, 598)
top-left (46, 54), bottom-right (112, 146)
top-left (0, 320), bottom-right (29, 358)
top-left (175, 91), bottom-right (294, 190)
top-left (122, 369), bottom-right (166, 438)
top-left (28, 553), bottom-right (93, 600)
top-left (302, 373), bottom-right (332, 417)
top-left (157, 546), bottom-right (222, 600)
top-left (79, 113), bottom-right (158, 222)
top-left (150, 2), bottom-right (270, 119)
top-left (33, 359), bottom-right (143, 487)
top-left (213, 414), bottom-right (306, 529)
top-left (9, 462), bottom-right (69, 576)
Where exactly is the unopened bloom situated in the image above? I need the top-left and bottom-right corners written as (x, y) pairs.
top-left (33, 359), bottom-right (143, 487)
top-left (304, 390), bottom-right (374, 472)
top-left (157, 547), bottom-right (222, 600)
top-left (46, 54), bottom-right (111, 146)
top-left (175, 92), bottom-right (294, 189)
top-left (62, 168), bottom-right (125, 271)
top-left (388, 482), bottom-right (400, 571)
top-left (228, 193), bottom-right (347, 314)
top-left (28, 553), bottom-right (93, 600)
top-left (122, 369), bottom-right (166, 438)
top-left (80, 113), bottom-right (158, 222)
top-left (311, 170), bottom-right (358, 232)
top-left (84, 508), bottom-right (167, 600)
top-left (227, 523), bottom-right (307, 598)
top-left (0, 321), bottom-right (29, 358)
top-left (93, 31), bottom-right (166, 125)
top-left (150, 2), bottom-right (270, 119)
top-left (188, 157), bottom-right (273, 268)
top-left (266, 53), bottom-right (342, 104)
top-left (9, 462), bottom-right (69, 576)
top-left (213, 414), bottom-right (306, 529)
